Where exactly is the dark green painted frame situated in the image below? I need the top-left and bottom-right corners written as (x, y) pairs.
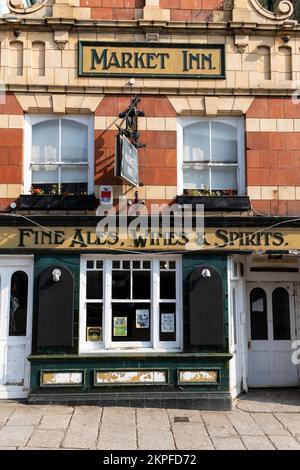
top-left (93, 368), bottom-right (169, 387)
top-left (176, 368), bottom-right (221, 387)
top-left (78, 42), bottom-right (226, 79)
top-left (40, 369), bottom-right (85, 388)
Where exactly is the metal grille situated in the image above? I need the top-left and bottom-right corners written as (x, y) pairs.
top-left (258, 0), bottom-right (300, 20)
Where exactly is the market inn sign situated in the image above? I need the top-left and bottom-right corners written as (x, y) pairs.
top-left (78, 42), bottom-right (225, 79)
top-left (0, 227), bottom-right (296, 251)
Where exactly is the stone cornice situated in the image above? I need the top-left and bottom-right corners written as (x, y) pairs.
top-left (5, 84), bottom-right (300, 98)
top-left (0, 18), bottom-right (300, 35)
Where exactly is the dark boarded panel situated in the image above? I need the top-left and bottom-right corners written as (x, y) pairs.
top-left (37, 266), bottom-right (74, 347)
top-left (189, 265), bottom-right (224, 346)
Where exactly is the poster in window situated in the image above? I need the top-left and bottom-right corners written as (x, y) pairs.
top-left (113, 317), bottom-right (127, 337)
top-left (161, 313), bottom-right (175, 333)
top-left (136, 309), bottom-right (149, 329)
top-left (87, 326), bottom-right (102, 342)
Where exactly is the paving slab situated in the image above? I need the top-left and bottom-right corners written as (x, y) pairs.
top-left (242, 435), bottom-right (275, 450)
top-left (98, 425), bottom-right (137, 450)
top-left (226, 411), bottom-right (264, 436)
top-left (251, 413), bottom-right (290, 436)
top-left (138, 428), bottom-right (175, 450)
top-left (101, 407), bottom-right (135, 427)
top-left (27, 430), bottom-right (65, 449)
top-left (172, 423), bottom-right (213, 450)
top-left (269, 435), bottom-right (300, 450)
top-left (274, 413), bottom-right (300, 436)
top-left (212, 437), bottom-right (246, 450)
top-left (137, 408), bottom-right (170, 431)
top-left (0, 405), bottom-right (17, 424)
top-left (0, 425), bottom-right (34, 447)
top-left (62, 406), bottom-right (102, 449)
top-left (201, 412), bottom-right (238, 438)
top-left (237, 390), bottom-right (300, 413)
top-left (7, 406), bottom-right (44, 426)
top-left (39, 413), bottom-right (71, 430)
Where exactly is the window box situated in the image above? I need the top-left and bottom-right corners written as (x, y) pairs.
top-left (16, 194), bottom-right (98, 211)
top-left (176, 195), bottom-right (250, 211)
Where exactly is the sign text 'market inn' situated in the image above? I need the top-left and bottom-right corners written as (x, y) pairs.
top-left (79, 43), bottom-right (225, 79)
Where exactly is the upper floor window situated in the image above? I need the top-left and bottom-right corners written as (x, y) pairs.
top-left (24, 116), bottom-right (94, 195)
top-left (177, 118), bottom-right (245, 196)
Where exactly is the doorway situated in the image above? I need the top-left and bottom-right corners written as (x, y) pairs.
top-left (0, 257), bottom-right (33, 399)
top-left (247, 282), bottom-right (298, 387)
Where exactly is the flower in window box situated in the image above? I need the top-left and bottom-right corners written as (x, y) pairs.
top-left (30, 187), bottom-right (45, 195)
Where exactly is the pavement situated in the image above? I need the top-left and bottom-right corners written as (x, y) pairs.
top-left (0, 390), bottom-right (300, 450)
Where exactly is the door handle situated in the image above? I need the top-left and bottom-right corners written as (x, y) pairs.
top-left (248, 340), bottom-right (252, 350)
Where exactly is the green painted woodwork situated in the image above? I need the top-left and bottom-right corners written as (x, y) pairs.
top-left (30, 253), bottom-right (230, 395)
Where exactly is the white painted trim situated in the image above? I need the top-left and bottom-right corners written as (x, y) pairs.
top-left (0, 257), bottom-right (34, 399)
top-left (177, 117), bottom-right (245, 196)
top-left (24, 114), bottom-right (94, 194)
top-left (79, 254), bottom-right (182, 354)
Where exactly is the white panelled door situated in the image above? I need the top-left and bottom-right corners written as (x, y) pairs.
top-left (247, 282), bottom-right (298, 388)
top-left (0, 258), bottom-right (33, 399)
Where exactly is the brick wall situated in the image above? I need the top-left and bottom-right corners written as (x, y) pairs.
top-left (94, 95), bottom-right (177, 209)
top-left (246, 97), bottom-right (300, 216)
top-left (0, 93), bottom-right (23, 211)
top-left (160, 0), bottom-right (224, 21)
top-left (79, 0), bottom-right (145, 20)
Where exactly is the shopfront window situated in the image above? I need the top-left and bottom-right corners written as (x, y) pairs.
top-left (24, 116), bottom-right (93, 195)
top-left (80, 257), bottom-right (182, 352)
top-left (178, 118), bottom-right (245, 196)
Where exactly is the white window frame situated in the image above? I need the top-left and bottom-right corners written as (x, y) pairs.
top-left (24, 115), bottom-right (94, 194)
top-left (177, 117), bottom-right (245, 196)
top-left (79, 255), bottom-right (183, 354)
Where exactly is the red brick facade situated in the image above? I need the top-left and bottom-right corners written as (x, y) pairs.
top-left (160, 0), bottom-right (224, 21)
top-left (80, 0), bottom-right (145, 20)
top-left (246, 98), bottom-right (300, 216)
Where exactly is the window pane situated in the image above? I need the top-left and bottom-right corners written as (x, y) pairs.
top-left (132, 271), bottom-right (151, 299)
top-left (112, 270), bottom-right (130, 299)
top-left (61, 166), bottom-right (88, 183)
top-left (250, 288), bottom-right (268, 340)
top-left (160, 303), bottom-right (176, 342)
top-left (86, 303), bottom-right (102, 342)
top-left (32, 164), bottom-right (59, 184)
top-left (211, 121), bottom-right (238, 163)
top-left (86, 260), bottom-right (94, 269)
top-left (111, 302), bottom-right (151, 342)
top-left (9, 271), bottom-right (28, 336)
top-left (61, 120), bottom-right (88, 162)
top-left (32, 120), bottom-right (59, 163)
top-left (160, 271), bottom-right (176, 299)
top-left (86, 271), bottom-right (103, 300)
top-left (183, 166), bottom-right (209, 190)
top-left (211, 167), bottom-right (238, 191)
top-left (272, 288), bottom-right (291, 340)
top-left (183, 122), bottom-right (210, 162)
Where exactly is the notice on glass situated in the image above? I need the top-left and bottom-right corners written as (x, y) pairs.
top-left (136, 309), bottom-right (149, 329)
top-left (113, 317), bottom-right (127, 337)
top-left (161, 313), bottom-right (175, 333)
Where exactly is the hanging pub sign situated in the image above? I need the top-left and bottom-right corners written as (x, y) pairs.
top-left (115, 133), bottom-right (139, 187)
top-left (78, 42), bottom-right (225, 79)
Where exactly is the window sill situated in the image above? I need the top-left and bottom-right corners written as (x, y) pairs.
top-left (177, 195), bottom-right (250, 211)
top-left (16, 194), bottom-right (98, 211)
top-left (28, 352), bottom-right (233, 360)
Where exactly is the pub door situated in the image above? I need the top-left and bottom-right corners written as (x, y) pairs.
top-left (0, 257), bottom-right (33, 399)
top-left (247, 282), bottom-right (299, 387)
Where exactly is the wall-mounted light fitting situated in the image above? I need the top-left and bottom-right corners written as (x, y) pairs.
top-left (52, 269), bottom-right (62, 282)
top-left (201, 268), bottom-right (211, 279)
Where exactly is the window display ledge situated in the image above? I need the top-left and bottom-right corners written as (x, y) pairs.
top-left (16, 194), bottom-right (98, 211)
top-left (177, 195), bottom-right (250, 211)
